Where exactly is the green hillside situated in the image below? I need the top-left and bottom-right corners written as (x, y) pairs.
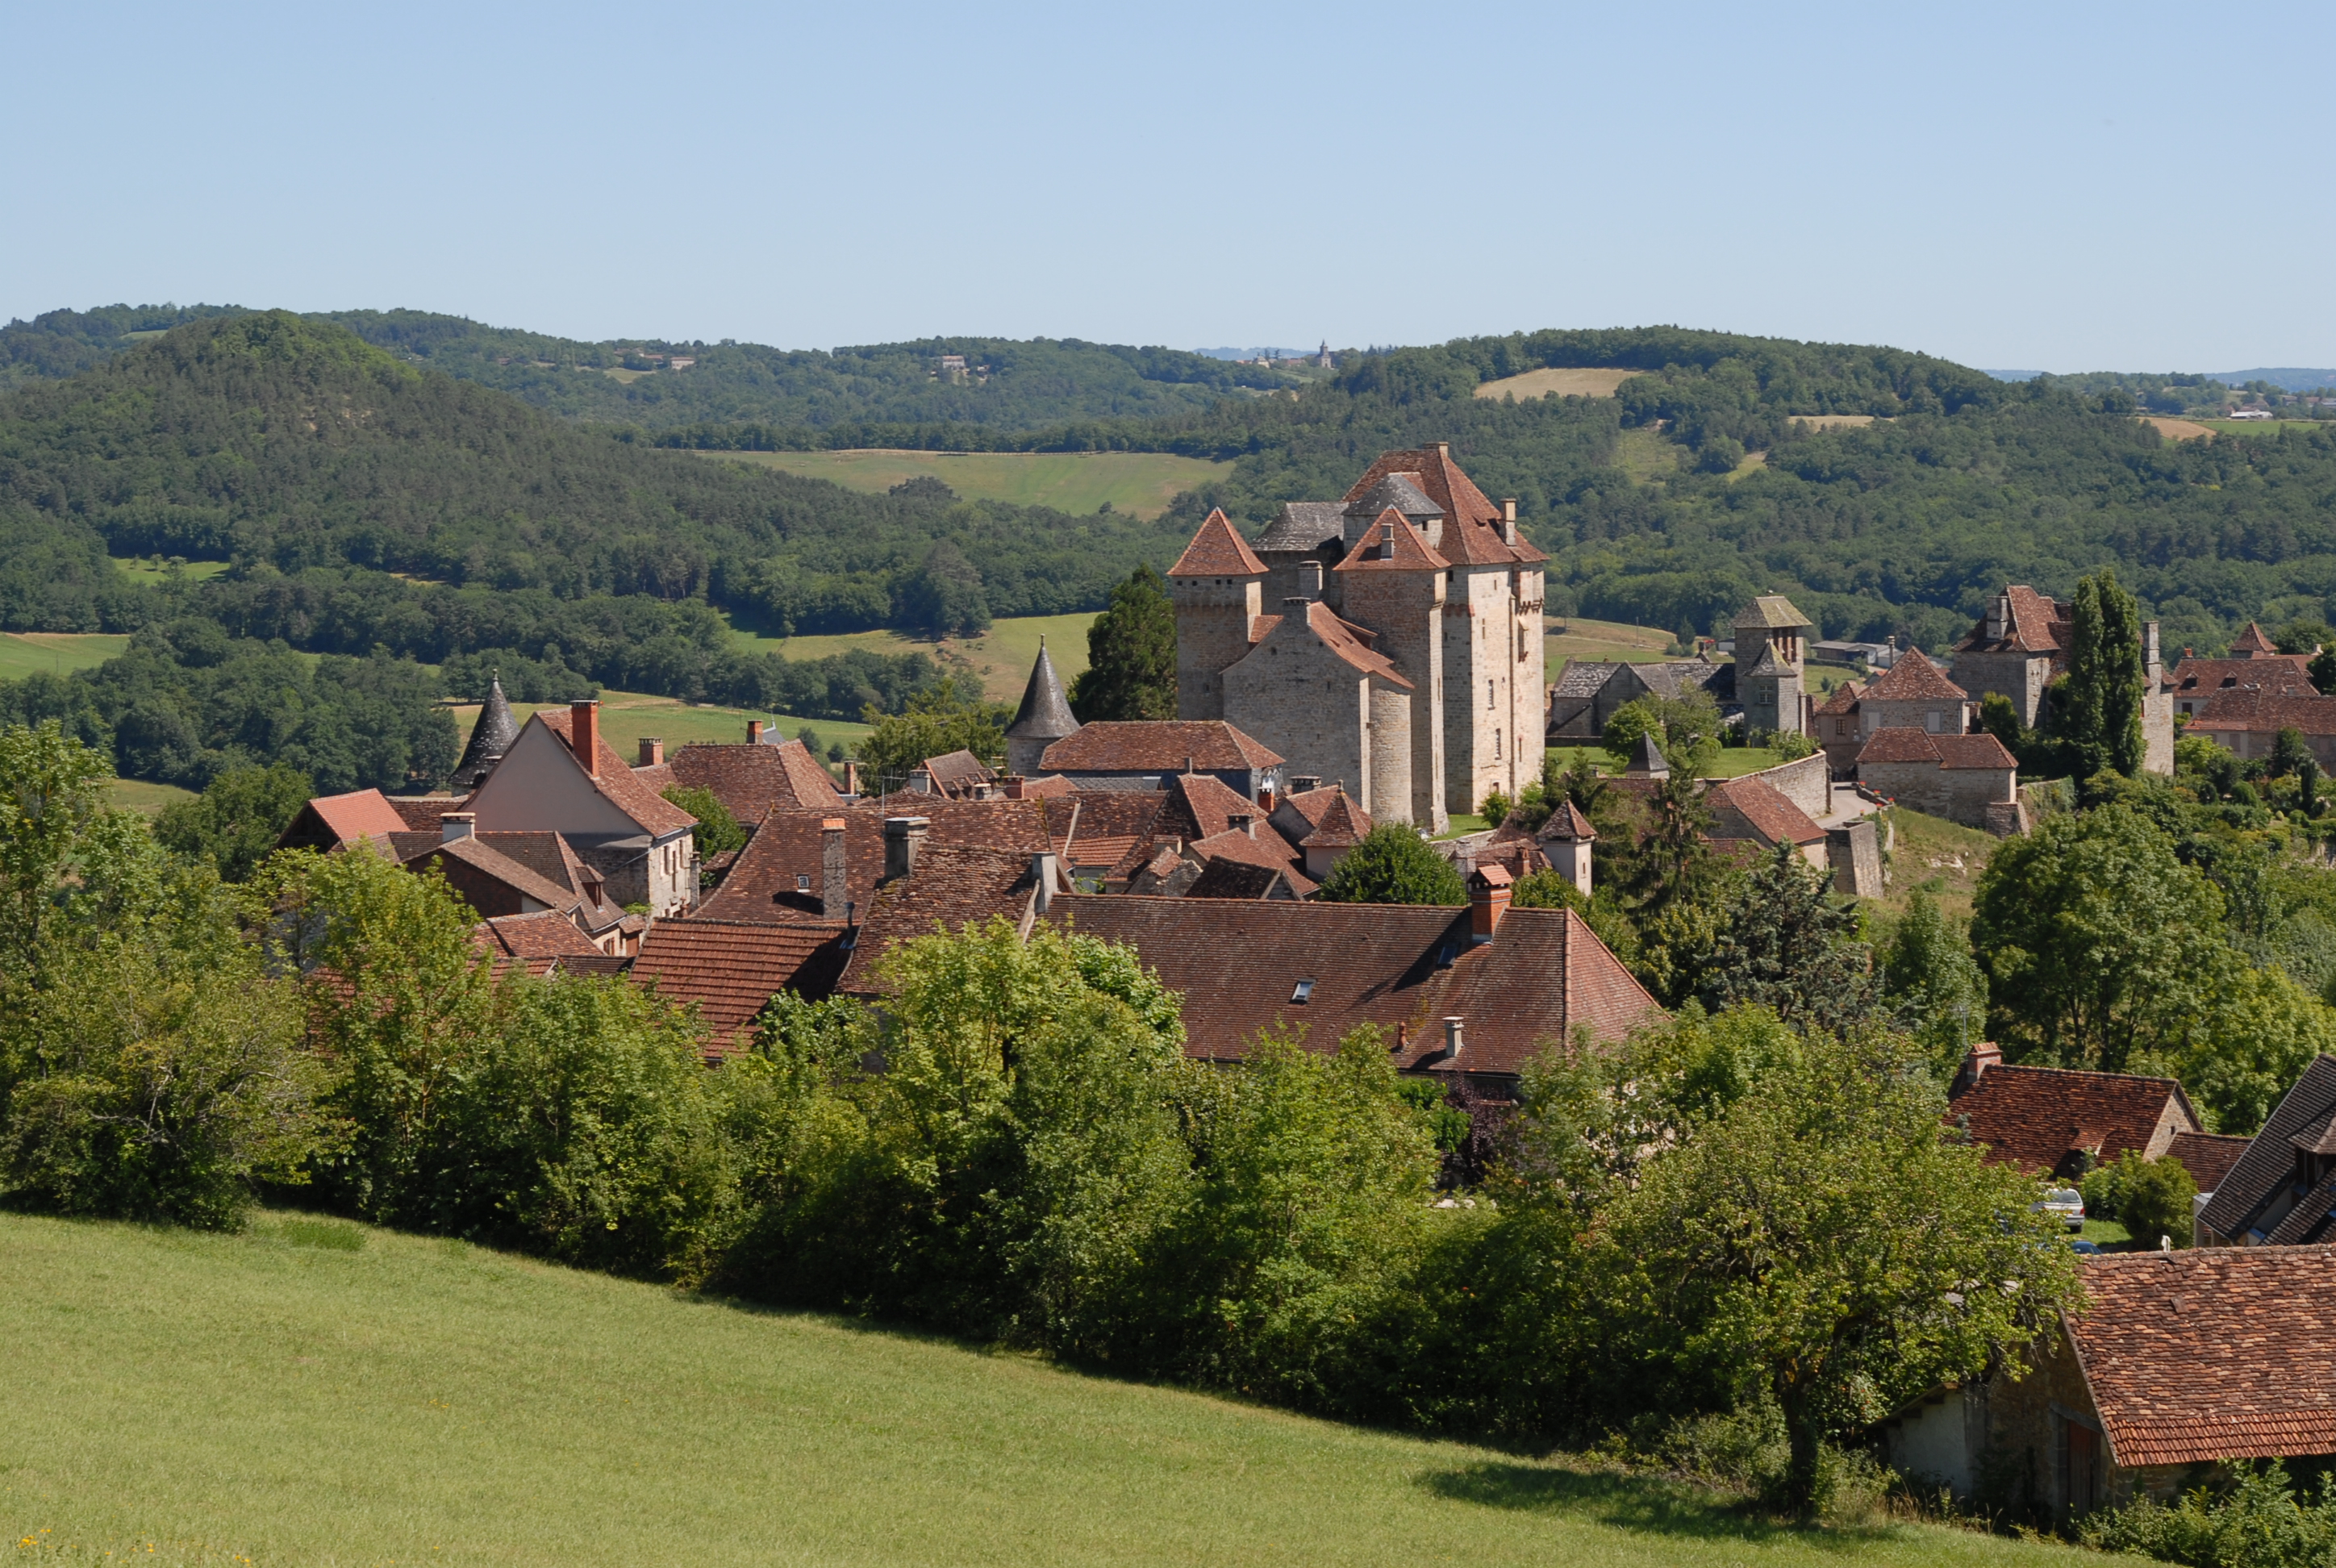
top-left (0, 1211), bottom-right (2076, 1568)
top-left (707, 447), bottom-right (1228, 518)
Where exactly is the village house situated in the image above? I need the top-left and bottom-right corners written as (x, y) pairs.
top-left (1813, 649), bottom-right (1973, 776)
top-left (389, 815), bottom-right (639, 954)
top-left (1038, 716), bottom-right (1283, 799)
top-left (1704, 775), bottom-right (1828, 867)
top-left (628, 918), bottom-right (849, 1058)
top-left (2163, 621), bottom-right (2317, 719)
top-left (635, 723), bottom-right (844, 824)
top-left (1946, 1044), bottom-right (2201, 1182)
top-left (1545, 656), bottom-right (1735, 743)
top-left (1950, 584), bottom-right (2174, 774)
top-left (1855, 729), bottom-right (2024, 833)
top-left (692, 799), bottom-right (1066, 924)
top-left (1881, 1246), bottom-right (2336, 1521)
top-left (2196, 1055), bottom-right (2336, 1246)
top-left (2184, 686), bottom-right (2336, 770)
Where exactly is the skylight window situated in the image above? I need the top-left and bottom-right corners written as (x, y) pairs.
top-left (795, 874), bottom-right (811, 891)
top-left (1291, 978), bottom-right (1316, 1004)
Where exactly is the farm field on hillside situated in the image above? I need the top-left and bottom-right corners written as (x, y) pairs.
top-left (0, 632), bottom-right (130, 680)
top-left (735, 611), bottom-right (1099, 706)
top-left (448, 688), bottom-right (871, 765)
top-left (111, 556), bottom-right (231, 587)
top-left (1474, 367), bottom-right (1643, 400)
top-left (700, 448), bottom-right (1228, 519)
top-left (106, 778), bottom-right (196, 816)
top-left (0, 1212), bottom-right (2082, 1568)
top-left (1548, 615), bottom-right (1675, 669)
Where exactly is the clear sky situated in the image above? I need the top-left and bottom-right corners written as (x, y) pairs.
top-left (5, 1), bottom-right (2330, 372)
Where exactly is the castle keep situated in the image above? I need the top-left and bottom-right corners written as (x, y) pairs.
top-left (1169, 445), bottom-right (1545, 833)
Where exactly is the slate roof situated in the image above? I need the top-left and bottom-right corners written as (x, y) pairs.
top-left (1947, 1063), bottom-right (2196, 1177)
top-left (1333, 509), bottom-right (1449, 574)
top-left (1551, 661), bottom-right (1621, 699)
top-left (530, 709), bottom-right (699, 837)
top-left (1340, 447), bottom-right (1545, 565)
top-left (631, 918), bottom-right (849, 1053)
top-left (1733, 595), bottom-right (1813, 631)
top-left (1041, 720), bottom-right (1283, 774)
top-left (1254, 501), bottom-right (1349, 553)
top-left (2168, 1131), bottom-right (2252, 1194)
top-left (1341, 473), bottom-right (1443, 523)
top-left (1005, 640), bottom-right (1081, 743)
top-left (1631, 658), bottom-right (1733, 701)
top-left (1859, 648), bottom-right (1967, 703)
top-left (1741, 641), bottom-right (1792, 678)
top-left (2188, 688), bottom-right (2336, 736)
top-left (693, 799), bottom-right (1060, 924)
top-left (452, 678), bottom-right (521, 790)
top-left (833, 844), bottom-right (1062, 995)
top-left (2069, 1245), bottom-right (2336, 1468)
top-left (476, 911), bottom-right (604, 961)
top-left (1168, 508), bottom-right (1267, 578)
top-left (1625, 735), bottom-right (1669, 774)
top-left (665, 738), bottom-right (841, 823)
top-left (1857, 729), bottom-right (2017, 769)
top-left (1540, 799), bottom-right (1596, 841)
top-left (1043, 899), bottom-right (1658, 1079)
top-left (2200, 1056), bottom-right (2336, 1242)
top-left (2166, 656), bottom-right (2317, 702)
top-left (1705, 776), bottom-right (1826, 847)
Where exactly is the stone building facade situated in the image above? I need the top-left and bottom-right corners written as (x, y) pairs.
top-left (1950, 583), bottom-right (2175, 774)
top-left (1173, 445), bottom-right (1545, 832)
top-left (1732, 596), bottom-right (1812, 738)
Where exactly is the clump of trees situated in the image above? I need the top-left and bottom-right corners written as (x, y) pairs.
top-left (1069, 565), bottom-right (1176, 722)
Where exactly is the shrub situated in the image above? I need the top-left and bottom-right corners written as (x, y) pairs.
top-left (2080, 1149), bottom-right (2197, 1248)
top-left (1314, 824), bottom-right (1466, 906)
top-left (2082, 1462), bottom-right (2336, 1566)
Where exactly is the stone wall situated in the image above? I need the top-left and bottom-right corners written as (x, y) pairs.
top-left (1861, 758), bottom-right (2018, 831)
top-left (1953, 650), bottom-right (2053, 730)
top-left (1341, 568), bottom-right (1447, 832)
top-left (1828, 819), bottom-right (1881, 898)
top-left (1223, 622), bottom-right (1382, 819)
top-left (1171, 576), bottom-right (1260, 721)
top-left (1744, 752), bottom-right (1831, 818)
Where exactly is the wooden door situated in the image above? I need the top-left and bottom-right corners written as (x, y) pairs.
top-left (2067, 1420), bottom-right (2100, 1515)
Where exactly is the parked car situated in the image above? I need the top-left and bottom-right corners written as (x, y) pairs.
top-left (2036, 1186), bottom-right (2085, 1232)
top-left (2068, 1238), bottom-right (2102, 1255)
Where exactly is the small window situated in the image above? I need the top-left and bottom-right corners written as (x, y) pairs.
top-left (1291, 978), bottom-right (1316, 1004)
top-left (795, 874), bottom-right (811, 891)
top-left (1834, 719), bottom-right (1848, 736)
top-left (1488, 680), bottom-right (1496, 709)
top-left (1925, 710), bottom-right (1944, 733)
top-left (1495, 728), bottom-right (1502, 759)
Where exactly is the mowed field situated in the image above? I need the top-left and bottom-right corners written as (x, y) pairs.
top-left (1474, 367), bottom-right (1644, 401)
top-left (1547, 615), bottom-right (1674, 669)
top-left (0, 1212), bottom-right (2083, 1568)
top-left (699, 448), bottom-right (1229, 519)
top-left (446, 687), bottom-right (873, 764)
top-left (736, 611), bottom-right (1101, 707)
top-left (0, 632), bottom-right (131, 681)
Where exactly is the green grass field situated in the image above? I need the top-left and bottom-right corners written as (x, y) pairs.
top-left (699, 448), bottom-right (1228, 519)
top-left (1879, 806), bottom-right (2002, 924)
top-left (450, 688), bottom-right (873, 765)
top-left (106, 778), bottom-right (197, 817)
top-left (1545, 744), bottom-right (1797, 780)
top-left (0, 1211), bottom-right (2080, 1567)
top-left (732, 611), bottom-right (1100, 706)
top-left (1547, 615), bottom-right (1676, 670)
top-left (0, 632), bottom-right (130, 681)
top-left (111, 556), bottom-right (232, 587)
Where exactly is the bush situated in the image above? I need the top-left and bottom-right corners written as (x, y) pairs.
top-left (1314, 824), bottom-right (1466, 906)
top-left (2082, 1462), bottom-right (2336, 1566)
top-left (2080, 1150), bottom-right (2197, 1248)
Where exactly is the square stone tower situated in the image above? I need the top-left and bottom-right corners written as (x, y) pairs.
top-left (1733, 595), bottom-right (1813, 738)
top-left (1168, 510), bottom-right (1267, 721)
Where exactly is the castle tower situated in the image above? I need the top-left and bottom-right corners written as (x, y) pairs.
top-left (1167, 509), bottom-right (1266, 721)
top-left (1004, 637), bottom-right (1080, 777)
top-left (452, 675), bottom-right (519, 790)
top-left (1733, 595), bottom-right (1812, 738)
top-left (1333, 507), bottom-right (1450, 833)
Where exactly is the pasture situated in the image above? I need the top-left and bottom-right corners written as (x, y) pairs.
top-left (2139, 415), bottom-right (2214, 440)
top-left (0, 632), bottom-right (130, 681)
top-left (111, 556), bottom-right (232, 587)
top-left (734, 611), bottom-right (1100, 706)
top-left (701, 448), bottom-right (1228, 518)
top-left (448, 686), bottom-right (873, 764)
top-left (1473, 367), bottom-right (1644, 401)
top-left (106, 778), bottom-right (197, 817)
top-left (1547, 615), bottom-right (1675, 669)
top-left (0, 1211), bottom-right (2082, 1568)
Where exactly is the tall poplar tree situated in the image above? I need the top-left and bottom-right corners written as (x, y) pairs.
top-left (1069, 564), bottom-right (1178, 721)
top-left (2053, 566), bottom-right (2146, 780)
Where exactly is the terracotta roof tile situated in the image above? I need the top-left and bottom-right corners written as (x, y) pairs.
top-left (1956, 585), bottom-right (2071, 659)
top-left (1188, 828), bottom-right (1318, 897)
top-left (1948, 1063), bottom-right (2196, 1177)
top-left (1933, 733), bottom-right (2018, 769)
top-left (2167, 655), bottom-right (2317, 699)
top-left (2190, 687), bottom-right (2336, 736)
top-left (666, 739), bottom-right (841, 823)
top-left (2169, 1131), bottom-right (2252, 1193)
top-left (383, 794), bottom-right (472, 832)
top-left (1332, 509), bottom-right (1450, 574)
top-left (403, 834), bottom-right (589, 915)
top-left (1183, 860), bottom-right (1297, 899)
top-left (1299, 788), bottom-right (1370, 849)
top-left (1704, 777), bottom-right (1825, 848)
top-left (531, 710), bottom-right (699, 836)
top-left (917, 749), bottom-right (996, 798)
top-left (632, 918), bottom-right (849, 1053)
top-left (1042, 721), bottom-right (1282, 774)
top-left (1341, 447), bottom-right (1542, 565)
top-left (1168, 508), bottom-right (1267, 578)
top-left (1290, 600), bottom-right (1414, 689)
top-left (1859, 648), bottom-right (1967, 703)
top-left (302, 790), bottom-right (411, 845)
top-left (833, 844), bottom-right (1057, 995)
top-left (695, 799), bottom-right (1057, 924)
top-left (2234, 621), bottom-right (2280, 654)
top-left (476, 911), bottom-right (603, 960)
top-left (1857, 728), bottom-right (1945, 765)
top-left (1814, 680), bottom-right (1865, 718)
top-left (2070, 1246), bottom-right (2336, 1468)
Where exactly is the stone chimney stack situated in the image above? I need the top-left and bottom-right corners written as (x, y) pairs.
top-left (569, 701), bottom-right (599, 777)
top-left (820, 818), bottom-right (848, 920)
top-left (842, 760), bottom-right (860, 796)
top-left (747, 719), bottom-right (764, 744)
top-left (440, 812), bottom-right (475, 844)
top-left (638, 737), bottom-right (663, 767)
top-left (1030, 852), bottom-right (1059, 915)
top-left (1443, 1015), bottom-right (1464, 1061)
top-left (1298, 559), bottom-right (1324, 600)
top-left (1953, 1040), bottom-right (2004, 1097)
top-left (884, 815), bottom-right (929, 881)
top-left (1500, 498), bottom-right (1519, 546)
top-left (2144, 620), bottom-right (2163, 682)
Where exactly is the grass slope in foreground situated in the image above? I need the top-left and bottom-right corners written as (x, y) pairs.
top-left (703, 448), bottom-right (1229, 519)
top-left (0, 1213), bottom-right (2081, 1567)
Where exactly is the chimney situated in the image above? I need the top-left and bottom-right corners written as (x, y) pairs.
top-left (842, 759), bottom-right (860, 796)
top-left (2144, 619), bottom-right (2163, 680)
top-left (638, 736), bottom-right (664, 767)
top-left (747, 719), bottom-right (764, 744)
top-left (1228, 811), bottom-right (1256, 837)
top-left (883, 815), bottom-right (929, 881)
top-left (1298, 559), bottom-right (1324, 599)
top-left (1500, 498), bottom-right (1518, 546)
top-left (1258, 786), bottom-right (1277, 814)
top-left (1030, 851), bottom-right (1058, 915)
top-left (1954, 1041), bottom-right (2004, 1096)
top-left (1003, 775), bottom-right (1026, 799)
top-left (1291, 774), bottom-right (1320, 794)
top-left (1184, 755), bottom-right (1195, 775)
top-left (820, 817), bottom-right (848, 920)
top-left (439, 811), bottom-right (475, 844)
top-left (1433, 440), bottom-right (1450, 460)
top-left (1469, 862), bottom-right (1512, 941)
top-left (1443, 1016), bottom-right (1464, 1061)
top-left (570, 700), bottom-right (600, 777)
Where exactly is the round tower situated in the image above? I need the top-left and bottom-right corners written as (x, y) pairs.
top-left (1004, 638), bottom-right (1081, 777)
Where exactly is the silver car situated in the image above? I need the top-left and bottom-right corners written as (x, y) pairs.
top-left (2036, 1186), bottom-right (2086, 1233)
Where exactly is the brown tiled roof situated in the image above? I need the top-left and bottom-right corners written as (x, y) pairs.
top-left (1295, 600), bottom-right (1415, 688)
top-left (1042, 899), bottom-right (1657, 1078)
top-left (384, 794), bottom-right (471, 832)
top-left (1332, 509), bottom-right (1450, 574)
top-left (403, 834), bottom-right (588, 915)
top-left (1733, 595), bottom-right (1812, 631)
top-left (1189, 828), bottom-right (1318, 897)
top-left (632, 918), bottom-right (849, 1053)
top-left (833, 844), bottom-right (1057, 995)
top-left (918, 749), bottom-right (995, 798)
top-left (1955, 585), bottom-right (2071, 659)
top-left (1947, 1063), bottom-right (2196, 1177)
top-left (1184, 860), bottom-right (1296, 900)
top-left (476, 911), bottom-right (603, 960)
top-left (2234, 621), bottom-right (2280, 654)
top-left (1540, 799), bottom-right (1596, 842)
top-left (2167, 655), bottom-right (2317, 700)
top-left (694, 799), bottom-right (1057, 924)
top-left (2168, 1131), bottom-right (2252, 1193)
top-left (1299, 789), bottom-right (1370, 849)
top-left (1705, 777), bottom-right (1825, 847)
top-left (1857, 728), bottom-right (2017, 769)
top-left (1042, 720), bottom-right (1282, 774)
top-left (1057, 790), bottom-right (1174, 880)
top-left (665, 739), bottom-right (841, 823)
top-left (1167, 508), bottom-right (1267, 578)
top-left (1341, 447), bottom-right (1544, 565)
top-left (2069, 1246), bottom-right (2336, 1468)
top-left (2200, 1057), bottom-right (2336, 1241)
top-left (302, 790), bottom-right (410, 845)
top-left (386, 829), bottom-right (627, 931)
top-left (532, 710), bottom-right (699, 836)
top-left (1270, 785), bottom-right (1346, 841)
top-left (1007, 774), bottom-right (1077, 798)
top-left (1860, 648), bottom-right (1966, 703)
top-left (1813, 680), bottom-right (1865, 718)
top-left (1933, 734), bottom-right (2018, 769)
top-left (2189, 687), bottom-right (2336, 736)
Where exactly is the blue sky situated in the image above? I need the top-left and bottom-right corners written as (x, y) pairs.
top-left (4, 2), bottom-right (2330, 371)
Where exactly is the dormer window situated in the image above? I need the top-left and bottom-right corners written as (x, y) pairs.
top-left (1291, 978), bottom-right (1316, 1004)
top-left (796, 874), bottom-right (811, 892)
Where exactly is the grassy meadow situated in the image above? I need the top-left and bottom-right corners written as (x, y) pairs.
top-left (732, 610), bottom-right (1099, 706)
top-left (699, 448), bottom-right (1229, 519)
top-left (0, 632), bottom-right (130, 681)
top-left (0, 1211), bottom-right (2084, 1568)
top-left (448, 687), bottom-right (872, 765)
top-left (111, 556), bottom-right (232, 587)
top-left (1546, 744), bottom-right (1800, 782)
top-left (105, 778), bottom-right (198, 817)
top-left (1473, 367), bottom-right (1644, 402)
top-left (1877, 805), bottom-right (2001, 924)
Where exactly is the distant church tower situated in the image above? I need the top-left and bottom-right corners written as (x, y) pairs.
top-left (1733, 596), bottom-right (1813, 738)
top-left (1004, 637), bottom-right (1080, 776)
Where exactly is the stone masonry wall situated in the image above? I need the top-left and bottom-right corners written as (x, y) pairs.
top-left (1223, 623), bottom-right (1379, 818)
top-left (1746, 752), bottom-right (1831, 818)
top-left (1860, 759), bottom-right (2017, 830)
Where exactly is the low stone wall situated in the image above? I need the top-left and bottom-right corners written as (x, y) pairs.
top-left (1863, 758), bottom-right (2017, 832)
top-left (1742, 751), bottom-right (1831, 818)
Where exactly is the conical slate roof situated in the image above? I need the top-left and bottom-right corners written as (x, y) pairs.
top-left (1005, 640), bottom-right (1080, 741)
top-left (451, 677), bottom-right (520, 789)
top-left (1625, 734), bottom-right (1671, 777)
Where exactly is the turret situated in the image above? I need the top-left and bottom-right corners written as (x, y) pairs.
top-left (1167, 509), bottom-right (1267, 721)
top-left (1004, 638), bottom-right (1081, 777)
top-left (451, 676), bottom-right (519, 790)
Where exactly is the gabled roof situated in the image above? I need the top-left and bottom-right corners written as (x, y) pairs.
top-left (1161, 770), bottom-right (1261, 843)
top-left (1340, 447), bottom-right (1543, 565)
top-left (692, 799), bottom-right (1059, 924)
top-left (2068, 1245), bottom-right (2336, 1468)
top-left (1188, 827), bottom-right (1317, 897)
top-left (2168, 1131), bottom-right (2251, 1193)
top-left (528, 709), bottom-right (699, 837)
top-left (1254, 501), bottom-right (1349, 554)
top-left (403, 833), bottom-right (589, 915)
top-left (632, 918), bottom-right (849, 1054)
top-left (2234, 621), bottom-right (2281, 655)
top-left (390, 828), bottom-right (627, 931)
top-left (1005, 640), bottom-right (1081, 742)
top-left (1741, 641), bottom-right (1792, 678)
top-left (665, 738), bottom-right (841, 823)
top-left (1183, 860), bottom-right (1299, 900)
top-left (1857, 729), bottom-right (2017, 770)
top-left (1550, 661), bottom-right (1622, 699)
top-left (1625, 735), bottom-right (1669, 775)
top-left (1167, 508), bottom-right (1267, 578)
top-left (1332, 508), bottom-right (1449, 574)
top-left (2188, 688), bottom-right (2336, 736)
top-left (2166, 656), bottom-right (2316, 699)
top-left (1341, 473), bottom-right (1442, 523)
top-left (291, 789), bottom-right (410, 849)
top-left (1814, 680), bottom-right (1865, 718)
top-left (1631, 659), bottom-right (1733, 701)
top-left (2201, 1056), bottom-right (2336, 1241)
top-left (918, 749), bottom-right (996, 798)
top-left (1299, 789), bottom-right (1370, 849)
top-left (1041, 720), bottom-right (1283, 774)
top-left (833, 844), bottom-right (1063, 996)
top-left (1042, 899), bottom-right (1658, 1079)
top-left (1733, 595), bottom-right (1812, 631)
top-left (1053, 790), bottom-right (1175, 881)
top-left (1859, 648), bottom-right (1967, 703)
top-left (1259, 600), bottom-right (1412, 689)
top-left (452, 678), bottom-right (521, 790)
top-left (1947, 1063), bottom-right (2196, 1177)
top-left (1704, 777), bottom-right (1825, 848)
top-left (475, 911), bottom-right (604, 961)
top-left (1954, 584), bottom-right (2071, 658)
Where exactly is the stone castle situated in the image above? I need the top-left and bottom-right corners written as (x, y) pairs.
top-left (1168, 445), bottom-right (1546, 834)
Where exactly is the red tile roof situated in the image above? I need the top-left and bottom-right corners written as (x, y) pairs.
top-left (632, 918), bottom-right (849, 1053)
top-left (2166, 655), bottom-right (2317, 701)
top-left (532, 709), bottom-right (699, 836)
top-left (302, 790), bottom-right (411, 846)
top-left (1188, 827), bottom-right (1318, 897)
top-left (694, 799), bottom-right (1059, 924)
top-left (918, 749), bottom-right (996, 798)
top-left (476, 911), bottom-right (603, 960)
top-left (1184, 860), bottom-right (1299, 899)
top-left (1167, 508), bottom-right (1268, 578)
top-left (1291, 600), bottom-right (1415, 688)
top-left (2189, 687), bottom-right (2336, 736)
top-left (2234, 620), bottom-right (2280, 654)
top-left (1956, 585), bottom-right (2071, 659)
top-left (403, 834), bottom-right (588, 915)
top-left (1042, 898), bottom-right (1657, 1079)
top-left (1859, 649), bottom-right (1967, 703)
top-left (1341, 447), bottom-right (1545, 565)
top-left (1333, 509), bottom-right (1450, 574)
top-left (1160, 772), bottom-right (1258, 842)
top-left (665, 739), bottom-right (841, 823)
top-left (1813, 680), bottom-right (1865, 719)
top-left (1948, 1063), bottom-right (2196, 1177)
top-left (1704, 776), bottom-right (1825, 848)
top-left (1299, 788), bottom-right (1370, 849)
top-left (384, 794), bottom-right (472, 831)
top-left (2070, 1246), bottom-right (2336, 1468)
top-left (1041, 721), bottom-right (1283, 774)
top-left (2167, 1131), bottom-right (2251, 1193)
top-left (1856, 728), bottom-right (2017, 769)
top-left (833, 844), bottom-right (1057, 995)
